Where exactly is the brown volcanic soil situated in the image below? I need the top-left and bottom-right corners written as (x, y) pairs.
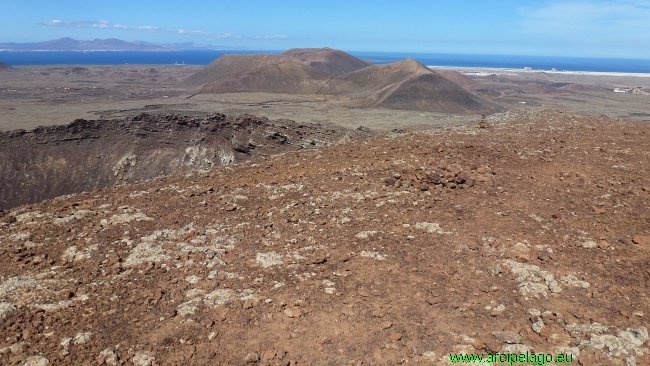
top-left (0, 61), bottom-right (11, 70)
top-left (362, 73), bottom-right (498, 114)
top-left (181, 49), bottom-right (369, 92)
top-left (281, 48), bottom-right (371, 74)
top-left (318, 60), bottom-right (503, 114)
top-left (0, 113), bottom-right (370, 211)
top-left (433, 70), bottom-right (477, 90)
top-left (442, 68), bottom-right (650, 119)
top-left (1, 109), bottom-right (650, 365)
top-left (190, 61), bottom-right (332, 96)
top-left (317, 59), bottom-right (430, 99)
top-left (3, 64), bottom-right (648, 133)
top-left (0, 64), bottom-right (482, 134)
top-left (184, 55), bottom-right (501, 115)
top-left (180, 55), bottom-right (304, 89)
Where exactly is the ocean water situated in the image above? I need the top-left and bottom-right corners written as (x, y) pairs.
top-left (351, 52), bottom-right (650, 74)
top-left (0, 50), bottom-right (277, 66)
top-left (1, 50), bottom-right (649, 74)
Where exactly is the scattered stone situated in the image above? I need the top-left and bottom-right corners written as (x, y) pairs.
top-left (384, 177), bottom-right (396, 186)
top-left (185, 275), bottom-right (202, 284)
top-left (201, 317), bottom-right (214, 328)
top-left (0, 276), bottom-right (39, 298)
top-left (619, 238), bottom-right (633, 245)
top-left (487, 264), bottom-right (502, 276)
top-left (359, 251), bottom-right (385, 260)
top-left (244, 353), bottom-right (259, 363)
top-left (73, 332), bottom-right (92, 345)
top-left (311, 253), bottom-right (327, 264)
top-left (485, 339), bottom-right (502, 353)
top-left (502, 260), bottom-right (562, 298)
top-left (59, 338), bottom-right (72, 349)
top-left (414, 222), bottom-right (449, 234)
top-left (493, 331), bottom-right (521, 344)
top-left (107, 212), bottom-right (153, 225)
top-left (132, 353), bottom-right (155, 366)
top-left (527, 331), bottom-right (544, 344)
top-left (256, 252), bottom-right (284, 268)
top-left (501, 344), bottom-right (531, 354)
top-left (0, 301), bottom-right (16, 318)
top-left (531, 317), bottom-right (545, 334)
top-left (322, 279), bottom-right (336, 294)
top-left (22, 356), bottom-right (49, 366)
top-left (243, 298), bottom-right (258, 309)
top-left (261, 349), bottom-right (276, 361)
top-left (582, 240), bottom-right (598, 248)
top-left (473, 339), bottom-right (485, 350)
top-left (373, 310), bottom-right (386, 318)
top-left (490, 304), bottom-right (506, 316)
top-left (560, 274), bottom-right (590, 288)
top-left (355, 231), bottom-right (377, 239)
top-left (99, 348), bottom-right (119, 366)
top-left (576, 327), bottom-right (648, 358)
top-left (455, 172), bottom-right (469, 184)
top-left (283, 307), bottom-right (302, 318)
top-left (1, 109), bottom-right (649, 365)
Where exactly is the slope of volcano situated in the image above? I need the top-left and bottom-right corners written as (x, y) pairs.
top-left (179, 54), bottom-right (307, 89)
top-left (0, 61), bottom-right (12, 70)
top-left (183, 51), bottom-right (502, 114)
top-left (281, 47), bottom-right (371, 74)
top-left (188, 59), bottom-right (333, 95)
top-left (317, 59), bottom-right (504, 113)
top-left (433, 69), bottom-right (477, 90)
top-left (316, 58), bottom-right (429, 98)
top-left (0, 113), bottom-right (369, 210)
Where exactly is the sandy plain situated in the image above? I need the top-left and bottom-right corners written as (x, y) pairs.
top-left (1, 64), bottom-right (648, 132)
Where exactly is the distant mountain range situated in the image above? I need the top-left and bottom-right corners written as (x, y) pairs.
top-left (0, 38), bottom-right (248, 51)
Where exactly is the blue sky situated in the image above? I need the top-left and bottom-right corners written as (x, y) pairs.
top-left (1, 0), bottom-right (649, 58)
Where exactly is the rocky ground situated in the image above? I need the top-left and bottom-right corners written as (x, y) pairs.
top-left (1, 109), bottom-right (649, 365)
top-left (0, 113), bottom-right (370, 210)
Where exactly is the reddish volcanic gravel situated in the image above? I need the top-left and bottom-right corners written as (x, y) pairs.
top-left (1, 109), bottom-right (649, 365)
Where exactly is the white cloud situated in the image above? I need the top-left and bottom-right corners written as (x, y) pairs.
top-left (518, 0), bottom-right (650, 41)
top-left (254, 35), bottom-right (289, 39)
top-left (40, 20), bottom-right (287, 39)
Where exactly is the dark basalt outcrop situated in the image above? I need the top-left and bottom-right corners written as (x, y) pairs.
top-left (0, 113), bottom-right (370, 210)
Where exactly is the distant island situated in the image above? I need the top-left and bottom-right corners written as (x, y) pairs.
top-left (0, 37), bottom-right (248, 52)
